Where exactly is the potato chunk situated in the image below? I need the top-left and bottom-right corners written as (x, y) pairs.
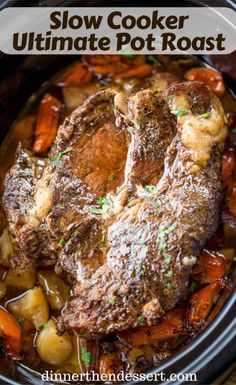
top-left (37, 270), bottom-right (70, 310)
top-left (5, 266), bottom-right (36, 290)
top-left (0, 229), bottom-right (14, 267)
top-left (36, 319), bottom-right (73, 366)
top-left (7, 287), bottom-right (49, 329)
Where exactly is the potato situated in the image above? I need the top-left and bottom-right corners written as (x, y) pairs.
top-left (7, 287), bottom-right (49, 329)
top-left (0, 228), bottom-right (14, 267)
top-left (37, 270), bottom-right (70, 310)
top-left (5, 265), bottom-right (36, 290)
top-left (36, 319), bottom-right (73, 366)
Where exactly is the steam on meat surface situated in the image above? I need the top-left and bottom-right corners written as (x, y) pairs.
top-left (59, 82), bottom-right (227, 337)
top-left (3, 76), bottom-right (227, 338)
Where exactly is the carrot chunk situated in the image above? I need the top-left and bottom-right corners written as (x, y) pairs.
top-left (191, 250), bottom-right (226, 284)
top-left (222, 150), bottom-right (235, 181)
top-left (118, 309), bottom-right (185, 346)
top-left (187, 281), bottom-right (224, 327)
top-left (184, 68), bottom-right (225, 97)
top-left (0, 307), bottom-right (21, 359)
top-left (56, 62), bottom-right (92, 86)
top-left (114, 64), bottom-right (153, 79)
top-left (99, 353), bottom-right (121, 376)
top-left (33, 93), bottom-right (61, 154)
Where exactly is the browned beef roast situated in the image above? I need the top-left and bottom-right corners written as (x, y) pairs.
top-left (3, 77), bottom-right (177, 282)
top-left (3, 77), bottom-right (227, 337)
top-left (58, 81), bottom-right (227, 337)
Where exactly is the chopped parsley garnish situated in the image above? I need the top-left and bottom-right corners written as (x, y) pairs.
top-left (167, 95), bottom-right (174, 102)
top-left (166, 283), bottom-right (173, 290)
top-left (136, 262), bottom-right (144, 276)
top-left (99, 235), bottom-right (106, 245)
top-left (127, 126), bottom-right (135, 134)
top-left (37, 323), bottom-right (50, 330)
top-left (106, 351), bottom-right (113, 357)
top-left (58, 237), bottom-right (67, 247)
top-left (163, 252), bottom-right (171, 263)
top-left (81, 346), bottom-right (94, 366)
top-left (159, 242), bottom-right (167, 250)
top-left (190, 281), bottom-right (197, 292)
top-left (140, 239), bottom-right (146, 245)
top-left (92, 197), bottom-right (110, 215)
top-left (24, 168), bottom-right (33, 177)
top-left (144, 185), bottom-right (158, 195)
top-left (198, 112), bottom-right (211, 119)
top-left (48, 147), bottom-right (72, 167)
top-left (165, 270), bottom-right (174, 278)
top-left (109, 297), bottom-right (116, 305)
top-left (136, 118), bottom-right (141, 129)
top-left (152, 200), bottom-right (161, 208)
top-left (137, 316), bottom-right (146, 324)
top-left (171, 109), bottom-right (188, 117)
top-left (147, 55), bottom-right (161, 66)
top-left (231, 127), bottom-right (236, 133)
top-left (17, 317), bottom-right (25, 325)
top-left (116, 186), bottom-right (122, 194)
top-left (43, 224), bottom-right (49, 232)
top-left (121, 52), bottom-right (134, 58)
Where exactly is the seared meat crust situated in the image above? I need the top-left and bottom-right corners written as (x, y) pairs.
top-left (60, 82), bottom-right (227, 337)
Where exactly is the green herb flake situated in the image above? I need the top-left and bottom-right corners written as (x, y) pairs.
top-left (58, 237), bottom-right (67, 247)
top-left (190, 281), bottom-right (197, 292)
top-left (17, 317), bottom-right (25, 325)
top-left (37, 323), bottom-right (50, 330)
top-left (106, 351), bottom-right (113, 357)
top-left (140, 239), bottom-right (146, 245)
top-left (121, 52), bottom-right (134, 59)
top-left (81, 346), bottom-right (94, 366)
top-left (167, 95), bottom-right (174, 102)
top-left (231, 127), bottom-right (236, 133)
top-left (137, 316), bottom-right (146, 324)
top-left (136, 262), bottom-right (144, 276)
top-left (147, 55), bottom-right (161, 66)
top-left (24, 168), bottom-right (33, 177)
top-left (99, 235), bottom-right (106, 245)
top-left (136, 118), bottom-right (141, 129)
top-left (144, 185), bottom-right (158, 195)
top-left (109, 297), bottom-right (116, 306)
top-left (152, 200), bottom-right (161, 208)
top-left (92, 196), bottom-right (110, 215)
top-left (43, 224), bottom-right (49, 232)
top-left (171, 109), bottom-right (189, 117)
top-left (198, 112), bottom-right (211, 119)
top-left (127, 126), bottom-right (135, 134)
top-left (165, 270), bottom-right (174, 278)
top-left (48, 147), bottom-right (72, 167)
top-left (163, 253), bottom-right (171, 263)
top-left (166, 283), bottom-right (173, 290)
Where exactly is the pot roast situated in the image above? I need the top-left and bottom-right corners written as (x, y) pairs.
top-left (3, 77), bottom-right (227, 337)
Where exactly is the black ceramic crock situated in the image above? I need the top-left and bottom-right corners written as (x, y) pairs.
top-left (0, 0), bottom-right (235, 384)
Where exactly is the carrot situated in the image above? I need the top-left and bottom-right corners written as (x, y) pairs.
top-left (222, 150), bottom-right (235, 181)
top-left (99, 353), bottom-right (121, 376)
top-left (118, 309), bottom-right (185, 346)
top-left (83, 55), bottom-right (121, 65)
top-left (184, 68), bottom-right (225, 97)
top-left (33, 93), bottom-right (61, 154)
top-left (226, 112), bottom-right (236, 130)
top-left (187, 281), bottom-right (224, 327)
top-left (191, 250), bottom-right (226, 284)
top-left (56, 62), bottom-right (92, 86)
top-left (114, 64), bottom-right (153, 79)
top-left (227, 179), bottom-right (236, 217)
top-left (88, 62), bottom-right (129, 75)
top-left (0, 307), bottom-right (21, 359)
